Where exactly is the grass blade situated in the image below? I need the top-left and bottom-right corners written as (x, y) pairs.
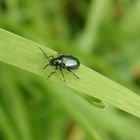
top-left (0, 28), bottom-right (140, 119)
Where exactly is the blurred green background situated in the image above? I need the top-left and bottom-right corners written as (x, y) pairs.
top-left (0, 0), bottom-right (140, 140)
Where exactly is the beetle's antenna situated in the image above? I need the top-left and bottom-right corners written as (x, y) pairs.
top-left (39, 47), bottom-right (50, 61)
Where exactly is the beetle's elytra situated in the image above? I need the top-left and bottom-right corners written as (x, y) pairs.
top-left (39, 47), bottom-right (80, 81)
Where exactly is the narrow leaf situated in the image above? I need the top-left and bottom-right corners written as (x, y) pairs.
top-left (0, 28), bottom-right (140, 118)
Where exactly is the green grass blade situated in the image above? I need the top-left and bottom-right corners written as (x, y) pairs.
top-left (77, 0), bottom-right (110, 52)
top-left (0, 105), bottom-right (19, 140)
top-left (0, 28), bottom-right (140, 118)
top-left (1, 66), bottom-right (33, 140)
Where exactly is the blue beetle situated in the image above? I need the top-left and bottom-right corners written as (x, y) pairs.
top-left (39, 47), bottom-right (80, 81)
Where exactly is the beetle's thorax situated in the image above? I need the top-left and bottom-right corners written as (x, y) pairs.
top-left (50, 58), bottom-right (62, 66)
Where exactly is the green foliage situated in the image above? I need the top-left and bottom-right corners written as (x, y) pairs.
top-left (0, 27), bottom-right (140, 140)
top-left (0, 0), bottom-right (140, 140)
top-left (1, 28), bottom-right (140, 118)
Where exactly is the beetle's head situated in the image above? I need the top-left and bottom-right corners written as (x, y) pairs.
top-left (50, 58), bottom-right (62, 66)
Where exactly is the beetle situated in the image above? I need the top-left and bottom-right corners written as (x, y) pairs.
top-left (39, 47), bottom-right (80, 81)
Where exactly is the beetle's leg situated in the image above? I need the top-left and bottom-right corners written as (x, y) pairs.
top-left (57, 52), bottom-right (61, 57)
top-left (59, 67), bottom-right (65, 82)
top-left (47, 66), bottom-right (58, 79)
top-left (39, 47), bottom-right (54, 61)
top-left (43, 63), bottom-right (50, 69)
top-left (48, 71), bottom-right (56, 78)
top-left (68, 69), bottom-right (79, 79)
